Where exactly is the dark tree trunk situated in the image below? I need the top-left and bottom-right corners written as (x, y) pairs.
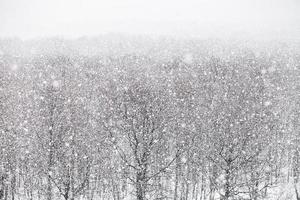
top-left (295, 184), bottom-right (300, 200)
top-left (136, 171), bottom-right (146, 200)
top-left (224, 168), bottom-right (230, 200)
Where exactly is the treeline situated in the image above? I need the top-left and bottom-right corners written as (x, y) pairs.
top-left (0, 38), bottom-right (300, 200)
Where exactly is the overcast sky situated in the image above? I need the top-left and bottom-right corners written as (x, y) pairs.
top-left (0, 0), bottom-right (299, 39)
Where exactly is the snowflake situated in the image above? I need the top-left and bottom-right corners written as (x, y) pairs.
top-left (10, 64), bottom-right (19, 71)
top-left (183, 53), bottom-right (193, 64)
top-left (52, 80), bottom-right (60, 88)
top-left (264, 101), bottom-right (271, 106)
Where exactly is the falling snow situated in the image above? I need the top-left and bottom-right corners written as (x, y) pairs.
top-left (0, 2), bottom-right (299, 199)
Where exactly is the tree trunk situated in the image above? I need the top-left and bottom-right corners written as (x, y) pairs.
top-left (136, 172), bottom-right (146, 200)
top-left (11, 173), bottom-right (16, 200)
top-left (174, 156), bottom-right (180, 200)
top-left (223, 168), bottom-right (230, 200)
top-left (47, 129), bottom-right (54, 200)
top-left (0, 176), bottom-right (4, 200)
top-left (295, 183), bottom-right (300, 200)
top-left (47, 158), bottom-right (53, 200)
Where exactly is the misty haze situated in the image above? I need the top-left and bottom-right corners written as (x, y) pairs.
top-left (0, 0), bottom-right (300, 200)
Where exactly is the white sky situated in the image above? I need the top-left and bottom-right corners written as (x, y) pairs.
top-left (0, 0), bottom-right (299, 39)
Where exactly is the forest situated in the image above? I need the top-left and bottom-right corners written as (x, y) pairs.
top-left (0, 36), bottom-right (299, 200)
